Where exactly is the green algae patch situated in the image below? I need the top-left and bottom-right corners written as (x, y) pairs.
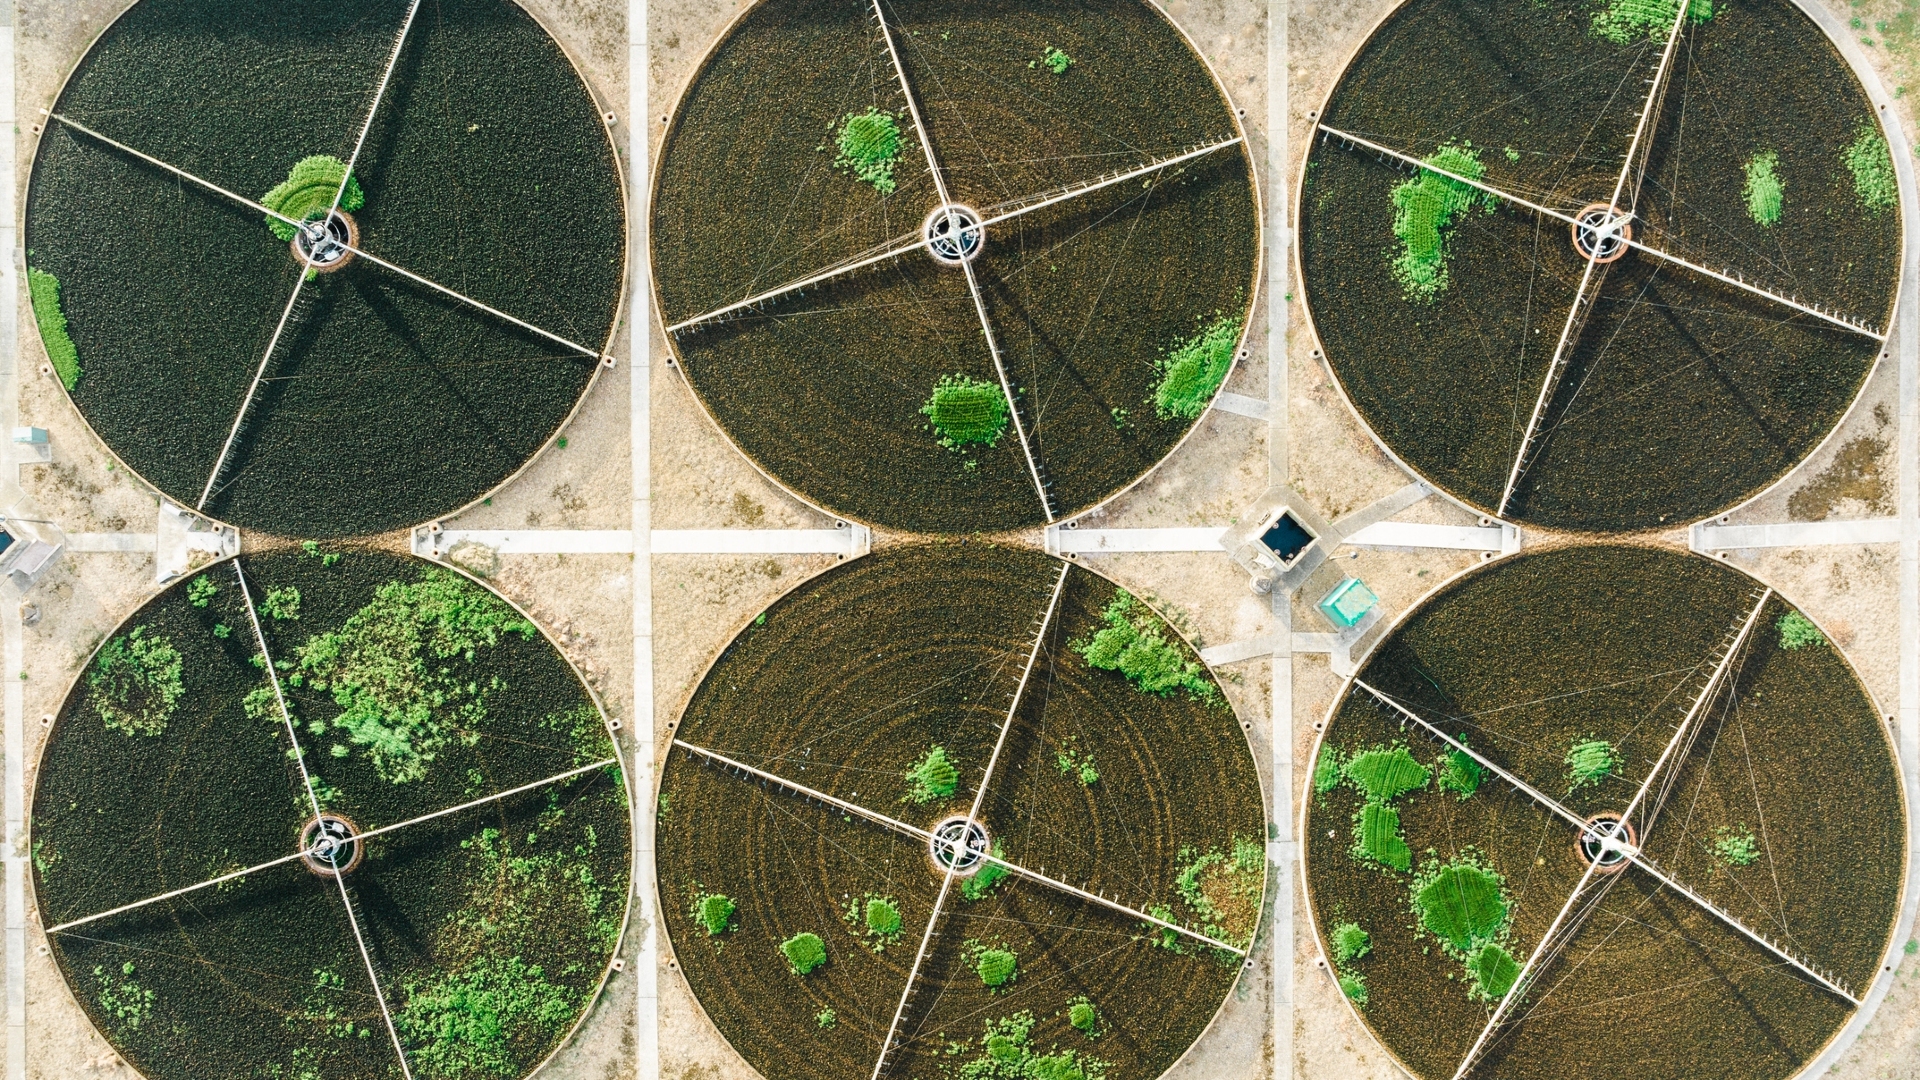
top-left (922, 374), bottom-right (1010, 450)
top-left (262, 155), bottom-right (364, 241)
top-left (1073, 590), bottom-right (1216, 702)
top-left (27, 267), bottom-right (80, 391)
top-left (1846, 127), bottom-right (1896, 212)
top-left (1592, 0), bottom-right (1714, 44)
top-left (1744, 150), bottom-right (1783, 226)
top-left (1152, 314), bottom-right (1240, 419)
top-left (1389, 144), bottom-right (1495, 300)
top-left (832, 107), bottom-right (903, 195)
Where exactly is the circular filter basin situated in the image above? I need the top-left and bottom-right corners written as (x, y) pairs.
top-left (30, 548), bottom-right (630, 1080)
top-left (652, 0), bottom-right (1259, 533)
top-left (657, 544), bottom-right (1264, 1080)
top-left (1305, 545), bottom-right (1904, 1080)
top-left (25, 0), bottom-right (626, 538)
top-left (1299, 0), bottom-right (1900, 531)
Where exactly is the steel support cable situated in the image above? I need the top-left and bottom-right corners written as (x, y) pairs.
top-left (867, 562), bottom-right (1071, 1079)
top-left (661, 137), bottom-right (1243, 333)
top-left (44, 756), bottom-right (618, 935)
top-left (45, 114), bottom-right (609, 366)
top-left (867, 0), bottom-right (1051, 523)
top-left (233, 562), bottom-right (415, 1080)
top-left (197, 0), bottom-right (425, 510)
top-left (1312, 124), bottom-right (1886, 343)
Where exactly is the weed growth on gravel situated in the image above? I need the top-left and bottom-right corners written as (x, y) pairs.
top-left (89, 625), bottom-right (183, 737)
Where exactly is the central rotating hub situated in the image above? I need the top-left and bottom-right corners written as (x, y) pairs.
top-left (299, 812), bottom-right (364, 876)
top-left (928, 814), bottom-right (990, 876)
top-left (292, 210), bottom-right (359, 272)
top-left (923, 204), bottom-right (984, 265)
top-left (1577, 812), bottom-right (1636, 873)
top-left (1570, 202), bottom-right (1632, 264)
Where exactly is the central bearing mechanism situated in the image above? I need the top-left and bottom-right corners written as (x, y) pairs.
top-left (923, 204), bottom-right (984, 265)
top-left (299, 812), bottom-right (365, 876)
top-left (928, 815), bottom-right (990, 876)
top-left (1577, 812), bottom-right (1636, 873)
top-left (292, 210), bottom-right (359, 272)
top-left (1570, 202), bottom-right (1632, 264)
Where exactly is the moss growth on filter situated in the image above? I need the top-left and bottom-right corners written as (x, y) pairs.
top-left (26, 267), bottom-right (80, 391)
top-left (1152, 313), bottom-right (1240, 420)
top-left (1073, 591), bottom-right (1216, 702)
top-left (1388, 144), bottom-right (1495, 300)
top-left (88, 626), bottom-right (184, 738)
top-left (903, 745), bottom-right (960, 804)
top-left (396, 955), bottom-right (576, 1079)
top-left (1174, 837), bottom-right (1264, 948)
top-left (1409, 855), bottom-right (1510, 956)
top-left (961, 844), bottom-right (1010, 901)
top-left (261, 155), bottom-right (365, 242)
top-left (1343, 746), bottom-right (1429, 802)
top-left (779, 932), bottom-right (827, 975)
top-left (1565, 737), bottom-right (1617, 791)
top-left (1744, 150), bottom-right (1783, 226)
top-left (961, 1012), bottom-right (1111, 1080)
top-left (1067, 996), bottom-right (1100, 1038)
top-left (1331, 922), bottom-right (1372, 965)
top-left (1591, 0), bottom-right (1714, 44)
top-left (843, 894), bottom-right (905, 952)
top-left (1463, 941), bottom-right (1520, 1002)
top-left (94, 962), bottom-right (154, 1030)
top-left (1352, 802), bottom-right (1412, 871)
top-left (1778, 610), bottom-right (1827, 649)
top-left (922, 374), bottom-right (1010, 450)
top-left (1712, 825), bottom-right (1760, 867)
top-left (1436, 743), bottom-right (1485, 800)
top-left (832, 107), bottom-right (903, 195)
top-left (1846, 127), bottom-right (1897, 211)
top-left (692, 892), bottom-right (736, 936)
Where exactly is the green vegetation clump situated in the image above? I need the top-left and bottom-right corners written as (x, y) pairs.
top-left (1073, 590), bottom-right (1216, 702)
top-left (1389, 143), bottom-right (1495, 300)
top-left (1330, 922), bottom-right (1372, 965)
top-left (815, 1007), bottom-right (837, 1029)
top-left (1040, 46), bottom-right (1074, 75)
top-left (1410, 854), bottom-right (1510, 955)
top-left (94, 962), bottom-right (154, 1029)
top-left (1712, 825), bottom-right (1760, 867)
top-left (437, 820), bottom-right (624, 974)
top-left (396, 956), bottom-right (576, 1079)
top-left (833, 107), bottom-right (904, 195)
top-left (27, 267), bottom-right (80, 390)
top-left (1055, 738), bottom-right (1098, 785)
top-left (922, 374), bottom-right (1010, 450)
top-left (1846, 127), bottom-right (1897, 211)
top-left (1313, 746), bottom-right (1344, 794)
top-left (974, 946), bottom-right (1019, 988)
top-left (1352, 802), bottom-right (1412, 871)
top-left (294, 570), bottom-right (536, 784)
top-left (957, 1012), bottom-right (1111, 1080)
top-left (1464, 941), bottom-right (1521, 1001)
top-left (1592, 0), bottom-right (1714, 44)
top-left (264, 586), bottom-right (302, 621)
top-left (187, 574), bottom-right (219, 608)
top-left (1778, 610), bottom-right (1827, 650)
top-left (693, 892), bottom-right (736, 936)
top-left (89, 625), bottom-right (184, 737)
top-left (961, 844), bottom-right (1010, 901)
top-left (1744, 150), bottom-right (1783, 226)
top-left (1173, 837), bottom-right (1264, 949)
top-left (262, 155), bottom-right (365, 242)
top-left (903, 745), bottom-right (960, 804)
top-left (1344, 746), bottom-right (1430, 802)
top-left (1436, 744), bottom-right (1484, 800)
top-left (780, 932), bottom-right (827, 975)
top-left (1067, 997), bottom-right (1100, 1038)
top-left (1152, 314), bottom-right (1240, 420)
top-left (1338, 971), bottom-right (1369, 1005)
top-left (1565, 737), bottom-right (1616, 791)
top-left (844, 893), bottom-right (905, 952)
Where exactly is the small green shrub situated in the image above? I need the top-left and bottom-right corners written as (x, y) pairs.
top-left (213, 623), bottom-right (232, 639)
top-left (1565, 738), bottom-right (1616, 791)
top-left (1055, 738), bottom-right (1098, 785)
top-left (833, 107), bottom-right (903, 195)
top-left (961, 1012), bottom-right (1112, 1080)
top-left (262, 155), bottom-right (365, 241)
top-left (89, 625), bottom-right (184, 737)
top-left (187, 574), bottom-right (219, 608)
top-left (27, 267), bottom-right (81, 390)
top-left (1711, 825), bottom-right (1760, 867)
top-left (845, 894), bottom-right (905, 951)
top-left (1846, 127), bottom-right (1897, 211)
top-left (1312, 746), bottom-right (1344, 794)
top-left (1330, 922), bottom-right (1372, 965)
top-left (815, 1007), bottom-right (837, 1029)
top-left (1344, 746), bottom-right (1430, 802)
top-left (396, 956), bottom-right (576, 1079)
top-left (866, 897), bottom-right (902, 937)
top-left (1464, 941), bottom-right (1520, 1001)
top-left (1338, 971), bottom-right (1369, 1005)
top-left (903, 745), bottom-right (960, 804)
top-left (780, 932), bottom-right (827, 975)
top-left (1352, 802), bottom-right (1411, 871)
top-left (1743, 150), bottom-right (1783, 226)
top-left (961, 845), bottom-right (1010, 901)
top-left (1073, 591), bottom-right (1216, 702)
top-left (1778, 610), bottom-right (1827, 650)
top-left (1152, 314), bottom-right (1240, 420)
top-left (1410, 856), bottom-right (1510, 955)
top-left (976, 947), bottom-right (1018, 988)
top-left (693, 892), bottom-right (735, 936)
top-left (1592, 0), bottom-right (1714, 44)
top-left (1067, 997), bottom-right (1100, 1038)
top-left (1389, 143), bottom-right (1495, 299)
top-left (94, 962), bottom-right (154, 1029)
top-left (1173, 837), bottom-right (1264, 949)
top-left (264, 586), bottom-right (302, 621)
top-left (922, 374), bottom-right (1010, 450)
top-left (1041, 46), bottom-right (1073, 74)
top-left (1437, 744), bottom-right (1484, 800)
